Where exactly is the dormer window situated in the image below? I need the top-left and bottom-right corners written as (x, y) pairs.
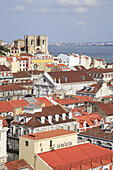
top-left (83, 121), bottom-right (86, 128)
top-left (55, 114), bottom-right (59, 122)
top-left (62, 113), bottom-right (66, 120)
top-left (94, 119), bottom-right (97, 125)
top-left (41, 116), bottom-right (45, 124)
top-left (15, 115), bottom-right (19, 122)
top-left (24, 116), bottom-right (26, 123)
top-left (48, 115), bottom-right (52, 123)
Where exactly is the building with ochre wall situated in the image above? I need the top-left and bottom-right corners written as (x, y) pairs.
top-left (19, 129), bottom-right (78, 169)
top-left (24, 35), bottom-right (48, 55)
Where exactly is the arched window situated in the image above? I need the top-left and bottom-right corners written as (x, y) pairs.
top-left (37, 37), bottom-right (40, 46)
top-left (26, 38), bottom-right (28, 46)
top-left (31, 40), bottom-right (33, 45)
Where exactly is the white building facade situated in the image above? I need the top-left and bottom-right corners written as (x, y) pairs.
top-left (0, 117), bottom-right (8, 165)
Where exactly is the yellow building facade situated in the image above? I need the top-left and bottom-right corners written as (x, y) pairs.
top-left (19, 129), bottom-right (78, 169)
top-left (32, 56), bottom-right (53, 67)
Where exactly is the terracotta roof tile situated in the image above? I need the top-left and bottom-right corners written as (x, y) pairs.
top-left (88, 68), bottom-right (113, 74)
top-left (3, 118), bottom-right (9, 127)
top-left (96, 103), bottom-right (113, 116)
top-left (0, 101), bottom-right (14, 112)
top-left (5, 159), bottom-right (33, 170)
top-left (0, 116), bottom-right (8, 127)
top-left (21, 129), bottom-right (76, 140)
top-left (34, 105), bottom-right (68, 117)
top-left (0, 84), bottom-right (27, 91)
top-left (38, 143), bottom-right (113, 169)
top-left (35, 97), bottom-right (54, 106)
top-left (48, 71), bottom-right (94, 84)
top-left (20, 53), bottom-right (33, 56)
top-left (0, 65), bottom-right (11, 71)
top-left (77, 83), bottom-right (102, 94)
top-left (55, 98), bottom-right (82, 105)
top-left (72, 95), bottom-right (93, 102)
top-left (10, 99), bottom-right (29, 108)
top-left (80, 126), bottom-right (113, 140)
top-left (13, 71), bottom-right (31, 78)
top-left (75, 113), bottom-right (102, 128)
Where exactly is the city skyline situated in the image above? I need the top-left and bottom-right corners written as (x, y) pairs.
top-left (0, 0), bottom-right (113, 43)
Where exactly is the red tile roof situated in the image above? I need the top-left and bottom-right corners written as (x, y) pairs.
top-left (3, 118), bottom-right (8, 127)
top-left (0, 99), bottom-right (29, 113)
top-left (10, 99), bottom-right (29, 108)
top-left (38, 143), bottom-right (113, 169)
top-left (0, 65), bottom-right (11, 71)
top-left (69, 107), bottom-right (88, 115)
top-left (20, 53), bottom-right (33, 56)
top-left (13, 71), bottom-right (31, 78)
top-left (28, 70), bottom-right (44, 75)
top-left (7, 57), bottom-right (13, 62)
top-left (88, 68), bottom-right (113, 74)
top-left (95, 103), bottom-right (113, 116)
top-left (0, 55), bottom-right (5, 58)
top-left (96, 59), bottom-right (104, 61)
top-left (55, 98), bottom-right (82, 105)
top-left (34, 104), bottom-right (68, 117)
top-left (77, 83), bottom-right (102, 94)
top-left (74, 65), bottom-right (87, 71)
top-left (0, 116), bottom-right (8, 127)
top-left (5, 159), bottom-right (33, 170)
top-left (0, 101), bottom-right (14, 113)
top-left (46, 64), bottom-right (55, 68)
top-left (21, 129), bottom-right (76, 140)
top-left (80, 126), bottom-right (113, 140)
top-left (48, 70), bottom-right (94, 83)
top-left (72, 95), bottom-right (93, 102)
top-left (0, 84), bottom-right (26, 91)
top-left (35, 97), bottom-right (54, 106)
top-left (17, 58), bottom-right (28, 61)
top-left (74, 113), bottom-right (102, 128)
top-left (21, 115), bottom-right (75, 128)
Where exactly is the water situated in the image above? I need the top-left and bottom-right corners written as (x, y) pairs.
top-left (48, 45), bottom-right (113, 63)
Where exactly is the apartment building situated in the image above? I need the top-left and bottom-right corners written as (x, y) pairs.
top-left (19, 129), bottom-right (78, 169)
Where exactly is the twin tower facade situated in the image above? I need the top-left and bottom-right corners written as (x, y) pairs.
top-left (24, 35), bottom-right (48, 55)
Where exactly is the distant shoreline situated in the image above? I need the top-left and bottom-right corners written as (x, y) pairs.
top-left (49, 43), bottom-right (113, 47)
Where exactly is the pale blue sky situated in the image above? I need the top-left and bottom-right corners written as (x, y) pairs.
top-left (0, 0), bottom-right (113, 43)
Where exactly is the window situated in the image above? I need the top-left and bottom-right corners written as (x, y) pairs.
top-left (31, 40), bottom-right (33, 45)
top-left (43, 78), bottom-right (46, 82)
top-left (50, 140), bottom-right (52, 147)
top-left (25, 141), bottom-right (29, 146)
top-left (37, 37), bottom-right (40, 46)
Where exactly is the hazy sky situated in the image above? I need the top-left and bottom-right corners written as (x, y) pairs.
top-left (0, 0), bottom-right (113, 43)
